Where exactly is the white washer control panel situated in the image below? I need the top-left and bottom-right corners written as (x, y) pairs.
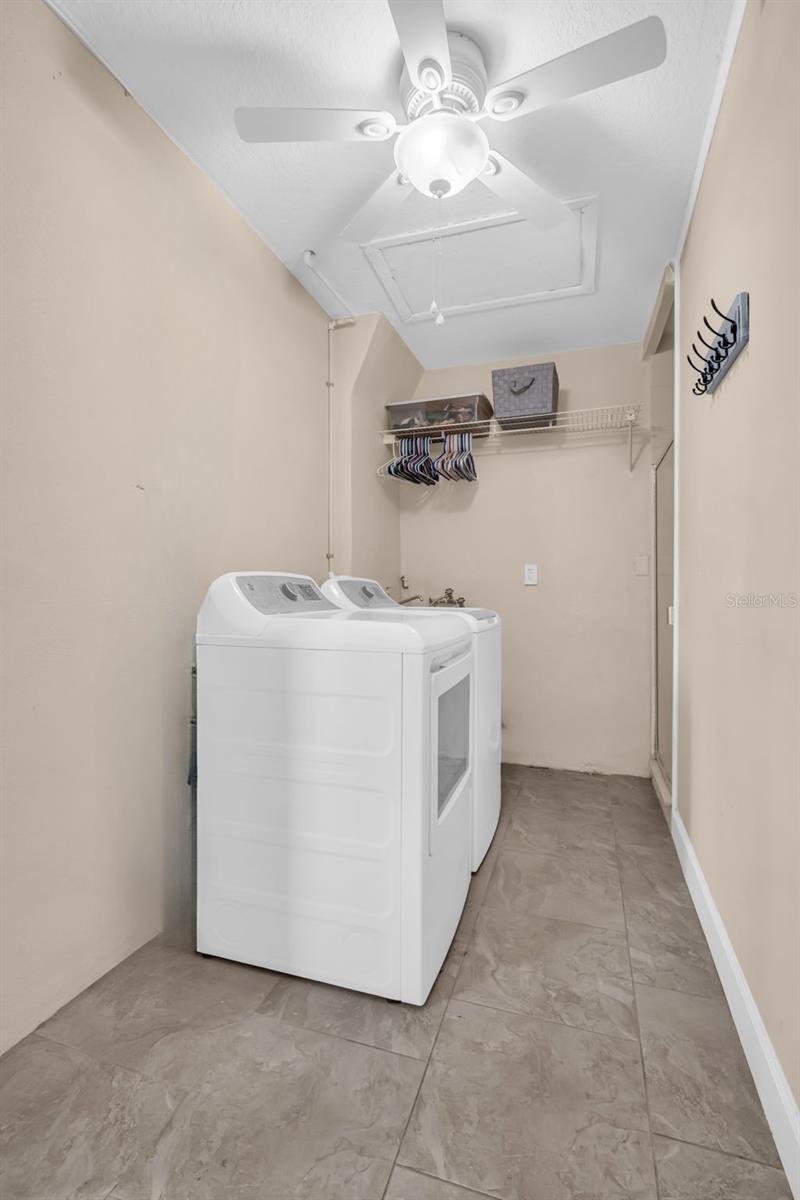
top-left (235, 574), bottom-right (337, 615)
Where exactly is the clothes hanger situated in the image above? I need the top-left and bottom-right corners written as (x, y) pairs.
top-left (462, 432), bottom-right (477, 481)
top-left (420, 436), bottom-right (439, 485)
top-left (433, 435), bottom-right (450, 479)
top-left (388, 437), bottom-right (413, 481)
top-left (392, 435), bottom-right (437, 485)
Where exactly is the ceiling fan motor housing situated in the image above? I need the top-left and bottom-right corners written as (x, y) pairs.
top-left (400, 32), bottom-right (488, 121)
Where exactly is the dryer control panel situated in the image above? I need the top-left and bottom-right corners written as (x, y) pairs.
top-left (335, 578), bottom-right (396, 609)
top-left (235, 574), bottom-right (337, 615)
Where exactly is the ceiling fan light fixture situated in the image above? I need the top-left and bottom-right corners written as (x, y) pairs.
top-left (490, 91), bottom-right (523, 116)
top-left (483, 156), bottom-right (499, 177)
top-left (393, 111), bottom-right (489, 199)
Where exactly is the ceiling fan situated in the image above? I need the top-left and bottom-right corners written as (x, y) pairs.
top-left (234, 0), bottom-right (666, 242)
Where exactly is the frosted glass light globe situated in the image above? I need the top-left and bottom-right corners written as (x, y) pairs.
top-left (394, 111), bottom-right (490, 199)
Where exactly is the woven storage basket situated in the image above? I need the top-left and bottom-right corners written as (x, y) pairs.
top-left (491, 363), bottom-right (559, 429)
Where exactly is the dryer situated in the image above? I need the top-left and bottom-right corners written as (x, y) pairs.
top-left (196, 572), bottom-right (472, 1005)
top-left (321, 575), bottom-right (501, 871)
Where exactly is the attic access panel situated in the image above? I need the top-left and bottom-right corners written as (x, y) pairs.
top-left (363, 199), bottom-right (597, 323)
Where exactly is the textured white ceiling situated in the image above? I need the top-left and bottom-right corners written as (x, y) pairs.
top-left (48, 0), bottom-right (734, 367)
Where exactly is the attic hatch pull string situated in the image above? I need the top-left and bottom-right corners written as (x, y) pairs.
top-left (429, 195), bottom-right (445, 327)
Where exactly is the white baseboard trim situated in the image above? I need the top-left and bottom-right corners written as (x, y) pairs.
top-left (671, 810), bottom-right (800, 1196)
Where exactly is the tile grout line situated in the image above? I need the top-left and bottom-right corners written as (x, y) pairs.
top-left (632, 978), bottom-right (726, 1006)
top-left (450, 995), bottom-right (642, 1048)
top-left (379, 787), bottom-right (517, 1199)
top-left (617, 822), bottom-right (730, 1004)
top-left (482, 905), bottom-right (628, 938)
top-left (378, 1049), bottom-right (432, 1200)
top-left (28, 973), bottom-right (280, 1071)
top-left (389, 1163), bottom-right (496, 1199)
top-left (624, 980), bottom-right (786, 1175)
top-left (260, 1017), bottom-right (436, 1063)
top-left (481, 898), bottom-right (628, 938)
top-left (614, 810), bottom-right (663, 1200)
top-left (651, 1130), bottom-right (792, 1174)
top-left (377, 975), bottom-right (454, 1196)
top-left (25, 1030), bottom-right (178, 1092)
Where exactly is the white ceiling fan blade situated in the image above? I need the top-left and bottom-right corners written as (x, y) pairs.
top-left (234, 107), bottom-right (397, 143)
top-left (387, 0), bottom-right (453, 91)
top-left (340, 171), bottom-right (413, 242)
top-left (485, 16), bottom-right (667, 121)
top-left (482, 152), bottom-right (569, 230)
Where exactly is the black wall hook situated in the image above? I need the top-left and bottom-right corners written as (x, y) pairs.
top-left (692, 343), bottom-right (719, 377)
top-left (711, 297), bottom-right (737, 330)
top-left (686, 353), bottom-right (710, 395)
top-left (697, 330), bottom-right (728, 361)
top-left (703, 313), bottom-right (735, 349)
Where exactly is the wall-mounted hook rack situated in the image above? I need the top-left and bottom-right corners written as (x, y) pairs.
top-left (687, 292), bottom-right (749, 395)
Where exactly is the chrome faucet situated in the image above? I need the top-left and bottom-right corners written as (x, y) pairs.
top-left (429, 588), bottom-right (466, 607)
top-left (398, 574), bottom-right (422, 605)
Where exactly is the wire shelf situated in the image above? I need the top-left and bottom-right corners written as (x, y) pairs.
top-left (382, 404), bottom-right (640, 441)
top-left (380, 404), bottom-right (643, 472)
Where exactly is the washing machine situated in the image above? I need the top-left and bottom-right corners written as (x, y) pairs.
top-left (196, 572), bottom-right (472, 1005)
top-left (321, 575), bottom-right (501, 871)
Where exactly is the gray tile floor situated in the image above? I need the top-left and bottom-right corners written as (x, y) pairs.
top-left (1, 768), bottom-right (790, 1200)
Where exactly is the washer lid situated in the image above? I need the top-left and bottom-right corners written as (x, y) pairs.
top-left (197, 573), bottom-right (471, 652)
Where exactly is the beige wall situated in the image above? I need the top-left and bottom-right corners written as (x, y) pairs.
top-left (330, 316), bottom-right (379, 579)
top-left (677, 0), bottom-right (800, 1105)
top-left (0, 1), bottom-right (330, 1052)
top-left (350, 317), bottom-right (423, 587)
top-left (331, 316), bottom-right (423, 589)
top-left (399, 344), bottom-right (651, 775)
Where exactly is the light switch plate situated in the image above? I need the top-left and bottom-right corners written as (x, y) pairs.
top-left (634, 555), bottom-right (650, 576)
top-left (524, 564), bottom-right (539, 585)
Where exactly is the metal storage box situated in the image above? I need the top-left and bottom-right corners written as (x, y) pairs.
top-left (385, 393), bottom-right (493, 434)
top-left (491, 363), bottom-right (559, 429)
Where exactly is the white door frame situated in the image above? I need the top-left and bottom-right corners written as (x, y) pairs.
top-left (650, 437), bottom-right (675, 811)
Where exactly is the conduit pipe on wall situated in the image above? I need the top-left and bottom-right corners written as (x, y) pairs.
top-left (326, 316), bottom-right (355, 576)
top-left (302, 250), bottom-right (355, 578)
top-left (303, 249), bottom-right (354, 320)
